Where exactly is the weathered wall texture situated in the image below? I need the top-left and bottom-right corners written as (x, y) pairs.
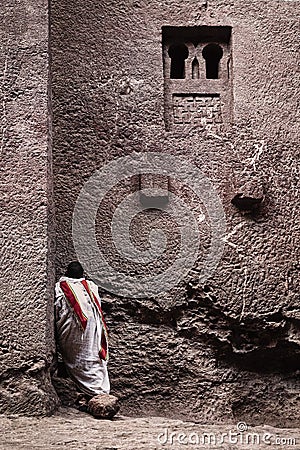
top-left (50, 0), bottom-right (299, 425)
top-left (0, 0), bottom-right (58, 414)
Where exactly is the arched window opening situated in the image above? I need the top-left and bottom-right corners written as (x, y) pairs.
top-left (192, 57), bottom-right (200, 79)
top-left (168, 44), bottom-right (189, 79)
top-left (202, 44), bottom-right (223, 79)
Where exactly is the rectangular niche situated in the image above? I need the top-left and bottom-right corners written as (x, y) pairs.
top-left (162, 26), bottom-right (233, 131)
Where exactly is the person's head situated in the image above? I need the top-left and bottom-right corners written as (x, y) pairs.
top-left (66, 261), bottom-right (84, 279)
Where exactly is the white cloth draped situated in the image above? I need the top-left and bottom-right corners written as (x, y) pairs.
top-left (55, 276), bottom-right (110, 396)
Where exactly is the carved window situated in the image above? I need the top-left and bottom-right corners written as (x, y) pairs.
top-left (162, 26), bottom-right (233, 131)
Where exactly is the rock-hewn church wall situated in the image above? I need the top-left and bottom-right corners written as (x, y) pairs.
top-left (0, 0), bottom-right (58, 414)
top-left (50, 0), bottom-right (299, 425)
top-left (1, 0), bottom-right (298, 422)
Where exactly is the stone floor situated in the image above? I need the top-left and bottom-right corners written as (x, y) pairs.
top-left (0, 407), bottom-right (299, 450)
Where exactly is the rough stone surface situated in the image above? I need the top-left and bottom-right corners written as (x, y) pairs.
top-left (231, 176), bottom-right (264, 212)
top-left (0, 407), bottom-right (299, 449)
top-left (0, 0), bottom-right (58, 414)
top-left (49, 0), bottom-right (300, 426)
top-left (1, 0), bottom-right (299, 426)
top-left (88, 394), bottom-right (120, 419)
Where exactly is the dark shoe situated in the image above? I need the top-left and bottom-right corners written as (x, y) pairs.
top-left (75, 392), bottom-right (91, 411)
top-left (78, 404), bottom-right (88, 413)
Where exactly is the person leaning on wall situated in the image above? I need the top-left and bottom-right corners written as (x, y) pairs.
top-left (53, 261), bottom-right (119, 419)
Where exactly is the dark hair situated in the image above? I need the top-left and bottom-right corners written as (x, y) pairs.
top-left (66, 261), bottom-right (84, 279)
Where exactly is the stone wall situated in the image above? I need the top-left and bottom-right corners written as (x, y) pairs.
top-left (0, 0), bottom-right (58, 414)
top-left (50, 0), bottom-right (300, 425)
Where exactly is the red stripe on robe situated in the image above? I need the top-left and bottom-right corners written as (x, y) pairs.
top-left (60, 280), bottom-right (88, 330)
top-left (81, 279), bottom-right (109, 361)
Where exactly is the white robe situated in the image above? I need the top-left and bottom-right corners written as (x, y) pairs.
top-left (54, 276), bottom-right (110, 396)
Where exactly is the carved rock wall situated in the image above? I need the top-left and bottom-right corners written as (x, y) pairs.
top-left (0, 0), bottom-right (58, 414)
top-left (50, 0), bottom-right (300, 425)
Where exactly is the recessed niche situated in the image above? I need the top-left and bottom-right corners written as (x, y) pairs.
top-left (168, 44), bottom-right (189, 79)
top-left (162, 26), bottom-right (233, 131)
top-left (202, 43), bottom-right (223, 79)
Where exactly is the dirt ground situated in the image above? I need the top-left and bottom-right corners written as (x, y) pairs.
top-left (0, 407), bottom-right (299, 450)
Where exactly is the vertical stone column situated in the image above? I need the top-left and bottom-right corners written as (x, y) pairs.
top-left (0, 0), bottom-right (58, 414)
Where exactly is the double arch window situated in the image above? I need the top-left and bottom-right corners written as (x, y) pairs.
top-left (168, 43), bottom-right (224, 80)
